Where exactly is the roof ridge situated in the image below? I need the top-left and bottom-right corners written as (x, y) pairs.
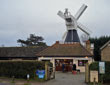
top-left (0, 46), bottom-right (44, 48)
top-left (36, 42), bottom-right (93, 57)
top-left (100, 40), bottom-right (110, 50)
top-left (36, 43), bottom-right (57, 56)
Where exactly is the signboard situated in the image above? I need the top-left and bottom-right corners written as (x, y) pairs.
top-left (99, 62), bottom-right (105, 74)
top-left (36, 70), bottom-right (45, 79)
top-left (90, 71), bottom-right (98, 82)
top-left (27, 74), bottom-right (30, 79)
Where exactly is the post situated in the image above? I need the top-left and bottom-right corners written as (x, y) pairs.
top-left (47, 63), bottom-right (50, 80)
top-left (53, 67), bottom-right (55, 79)
top-left (45, 62), bottom-right (48, 80)
top-left (51, 67), bottom-right (55, 79)
top-left (12, 76), bottom-right (15, 83)
top-left (101, 75), bottom-right (103, 84)
top-left (27, 74), bottom-right (30, 82)
top-left (93, 78), bottom-right (96, 85)
top-left (85, 63), bottom-right (89, 83)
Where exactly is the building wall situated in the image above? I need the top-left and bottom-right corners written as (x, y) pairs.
top-left (74, 59), bottom-right (93, 72)
top-left (101, 45), bottom-right (110, 61)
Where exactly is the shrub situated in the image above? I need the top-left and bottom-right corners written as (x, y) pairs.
top-left (89, 62), bottom-right (99, 70)
top-left (0, 60), bottom-right (45, 79)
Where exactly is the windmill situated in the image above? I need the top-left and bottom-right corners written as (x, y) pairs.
top-left (57, 4), bottom-right (91, 42)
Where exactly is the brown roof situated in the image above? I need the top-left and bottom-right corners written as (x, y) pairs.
top-left (36, 41), bottom-right (93, 57)
top-left (0, 46), bottom-right (47, 58)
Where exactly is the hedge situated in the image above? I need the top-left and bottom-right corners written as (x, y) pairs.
top-left (89, 61), bottom-right (110, 83)
top-left (0, 60), bottom-right (45, 79)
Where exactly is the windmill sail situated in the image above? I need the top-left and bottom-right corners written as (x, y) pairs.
top-left (57, 4), bottom-right (91, 43)
top-left (77, 22), bottom-right (91, 36)
top-left (74, 4), bottom-right (87, 20)
top-left (57, 11), bottom-right (65, 19)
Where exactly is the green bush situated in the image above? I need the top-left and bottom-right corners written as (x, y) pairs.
top-left (89, 61), bottom-right (110, 83)
top-left (103, 62), bottom-right (110, 83)
top-left (89, 62), bottom-right (99, 70)
top-left (0, 61), bottom-right (45, 79)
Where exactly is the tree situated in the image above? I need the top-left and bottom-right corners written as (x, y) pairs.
top-left (89, 36), bottom-right (110, 61)
top-left (17, 34), bottom-right (47, 46)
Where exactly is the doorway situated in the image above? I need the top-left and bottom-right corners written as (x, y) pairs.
top-left (55, 59), bottom-right (73, 71)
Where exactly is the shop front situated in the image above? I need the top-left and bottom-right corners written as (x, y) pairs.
top-left (55, 59), bottom-right (73, 71)
top-left (37, 41), bottom-right (93, 72)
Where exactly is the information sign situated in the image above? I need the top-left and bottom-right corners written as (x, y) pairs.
top-left (99, 62), bottom-right (105, 74)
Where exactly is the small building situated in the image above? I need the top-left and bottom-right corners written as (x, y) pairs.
top-left (100, 40), bottom-right (110, 61)
top-left (0, 46), bottom-right (47, 60)
top-left (37, 41), bottom-right (93, 72)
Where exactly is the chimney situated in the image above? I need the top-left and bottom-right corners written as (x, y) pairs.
top-left (86, 40), bottom-right (94, 54)
top-left (55, 41), bottom-right (59, 44)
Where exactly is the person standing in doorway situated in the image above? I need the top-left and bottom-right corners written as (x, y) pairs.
top-left (62, 62), bottom-right (65, 72)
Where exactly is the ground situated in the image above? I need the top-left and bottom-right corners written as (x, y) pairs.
top-left (0, 72), bottom-right (87, 85)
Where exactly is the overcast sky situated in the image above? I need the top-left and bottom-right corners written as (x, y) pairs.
top-left (0, 0), bottom-right (110, 46)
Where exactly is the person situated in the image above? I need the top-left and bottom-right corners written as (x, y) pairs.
top-left (72, 64), bottom-right (76, 70)
top-left (62, 63), bottom-right (65, 72)
top-left (72, 64), bottom-right (76, 74)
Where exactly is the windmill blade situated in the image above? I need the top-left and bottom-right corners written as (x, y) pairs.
top-left (74, 4), bottom-right (87, 20)
top-left (57, 11), bottom-right (65, 19)
top-left (62, 31), bottom-right (67, 41)
top-left (77, 22), bottom-right (92, 36)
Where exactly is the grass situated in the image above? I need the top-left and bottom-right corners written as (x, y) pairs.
top-left (24, 83), bottom-right (31, 85)
top-left (10, 81), bottom-right (15, 83)
top-left (0, 76), bottom-right (46, 85)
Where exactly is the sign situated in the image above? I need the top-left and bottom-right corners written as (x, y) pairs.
top-left (90, 71), bottom-right (98, 82)
top-left (99, 62), bottom-right (105, 74)
top-left (38, 75), bottom-right (44, 79)
top-left (27, 74), bottom-right (30, 79)
top-left (36, 70), bottom-right (45, 79)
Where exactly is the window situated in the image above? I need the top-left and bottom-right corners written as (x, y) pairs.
top-left (78, 60), bottom-right (88, 66)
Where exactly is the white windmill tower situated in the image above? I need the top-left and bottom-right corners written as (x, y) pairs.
top-left (57, 4), bottom-right (91, 43)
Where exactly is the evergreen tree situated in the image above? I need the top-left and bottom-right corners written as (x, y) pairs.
top-left (17, 34), bottom-right (47, 47)
top-left (89, 36), bottom-right (110, 61)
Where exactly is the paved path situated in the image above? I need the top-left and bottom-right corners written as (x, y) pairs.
top-left (0, 72), bottom-right (87, 85)
top-left (40, 72), bottom-right (87, 85)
